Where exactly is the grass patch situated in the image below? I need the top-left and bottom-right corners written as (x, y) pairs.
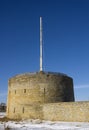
top-left (0, 117), bottom-right (21, 122)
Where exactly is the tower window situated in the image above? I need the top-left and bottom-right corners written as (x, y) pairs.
top-left (15, 90), bottom-right (16, 94)
top-left (13, 107), bottom-right (15, 113)
top-left (24, 89), bottom-right (26, 93)
top-left (22, 107), bottom-right (24, 113)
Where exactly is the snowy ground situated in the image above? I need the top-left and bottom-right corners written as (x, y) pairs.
top-left (0, 112), bottom-right (6, 118)
top-left (0, 113), bottom-right (89, 130)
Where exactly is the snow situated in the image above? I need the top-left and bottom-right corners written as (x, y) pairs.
top-left (0, 112), bottom-right (6, 118)
top-left (0, 113), bottom-right (89, 130)
top-left (1, 120), bottom-right (89, 130)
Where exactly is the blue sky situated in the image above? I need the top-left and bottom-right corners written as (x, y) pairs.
top-left (0, 0), bottom-right (89, 103)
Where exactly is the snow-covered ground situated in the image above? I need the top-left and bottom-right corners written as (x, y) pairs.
top-left (0, 113), bottom-right (89, 130)
top-left (0, 112), bottom-right (6, 118)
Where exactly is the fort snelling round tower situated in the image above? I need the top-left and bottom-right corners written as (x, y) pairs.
top-left (6, 17), bottom-right (75, 120)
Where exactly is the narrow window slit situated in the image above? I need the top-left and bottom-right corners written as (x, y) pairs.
top-left (15, 90), bottom-right (16, 94)
top-left (13, 107), bottom-right (15, 113)
top-left (24, 89), bottom-right (26, 93)
top-left (22, 107), bottom-right (24, 113)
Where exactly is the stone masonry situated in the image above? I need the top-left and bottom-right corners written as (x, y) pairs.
top-left (8, 71), bottom-right (88, 121)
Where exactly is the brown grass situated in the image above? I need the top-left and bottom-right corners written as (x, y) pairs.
top-left (0, 117), bottom-right (21, 122)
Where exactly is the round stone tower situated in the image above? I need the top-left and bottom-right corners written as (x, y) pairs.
top-left (7, 71), bottom-right (74, 119)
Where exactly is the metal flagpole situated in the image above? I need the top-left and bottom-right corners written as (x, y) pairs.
top-left (40, 17), bottom-right (43, 71)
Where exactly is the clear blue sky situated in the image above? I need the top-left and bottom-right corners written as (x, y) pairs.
top-left (0, 0), bottom-right (89, 103)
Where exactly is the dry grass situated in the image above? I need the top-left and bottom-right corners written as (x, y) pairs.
top-left (0, 117), bottom-right (21, 122)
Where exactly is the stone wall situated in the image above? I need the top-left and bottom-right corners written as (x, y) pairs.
top-left (42, 102), bottom-right (89, 122)
top-left (7, 103), bottom-right (43, 119)
top-left (7, 101), bottom-right (89, 122)
top-left (7, 71), bottom-right (74, 118)
top-left (6, 72), bottom-right (89, 122)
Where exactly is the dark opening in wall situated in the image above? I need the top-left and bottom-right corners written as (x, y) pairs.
top-left (44, 88), bottom-right (45, 102)
top-left (9, 91), bottom-right (11, 94)
top-left (15, 90), bottom-right (16, 94)
top-left (24, 89), bottom-right (26, 93)
top-left (13, 107), bottom-right (15, 113)
top-left (22, 107), bottom-right (24, 113)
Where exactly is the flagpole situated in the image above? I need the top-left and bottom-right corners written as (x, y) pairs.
top-left (40, 17), bottom-right (43, 71)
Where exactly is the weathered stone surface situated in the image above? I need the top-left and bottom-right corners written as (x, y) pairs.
top-left (42, 101), bottom-right (89, 122)
top-left (7, 71), bottom-right (75, 120)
